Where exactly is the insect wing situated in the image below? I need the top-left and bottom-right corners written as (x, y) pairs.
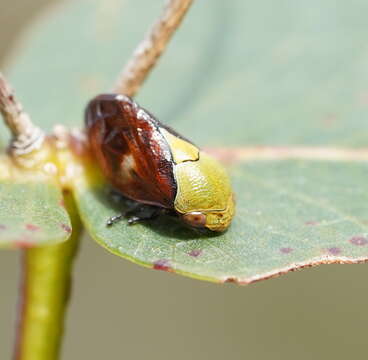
top-left (85, 94), bottom-right (177, 208)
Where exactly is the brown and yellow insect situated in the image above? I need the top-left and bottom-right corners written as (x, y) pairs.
top-left (85, 94), bottom-right (235, 232)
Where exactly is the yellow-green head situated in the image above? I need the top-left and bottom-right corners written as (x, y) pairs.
top-left (173, 152), bottom-right (235, 232)
top-left (161, 129), bottom-right (235, 232)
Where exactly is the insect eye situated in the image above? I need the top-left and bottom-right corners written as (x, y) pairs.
top-left (182, 212), bottom-right (206, 228)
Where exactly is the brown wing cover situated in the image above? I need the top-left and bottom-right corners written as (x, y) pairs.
top-left (85, 94), bottom-right (177, 208)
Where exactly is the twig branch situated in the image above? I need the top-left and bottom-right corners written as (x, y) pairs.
top-left (0, 72), bottom-right (44, 155)
top-left (113, 0), bottom-right (194, 97)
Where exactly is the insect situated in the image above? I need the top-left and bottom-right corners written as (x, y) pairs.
top-left (85, 94), bottom-right (235, 232)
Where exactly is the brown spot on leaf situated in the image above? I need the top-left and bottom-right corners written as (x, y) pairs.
top-left (15, 235), bottom-right (34, 248)
top-left (61, 224), bottom-right (72, 233)
top-left (188, 249), bottom-right (202, 257)
top-left (15, 241), bottom-right (34, 249)
top-left (59, 190), bottom-right (70, 208)
top-left (280, 247), bottom-right (293, 254)
top-left (224, 277), bottom-right (237, 284)
top-left (305, 221), bottom-right (319, 226)
top-left (321, 113), bottom-right (338, 128)
top-left (26, 224), bottom-right (40, 232)
top-left (350, 236), bottom-right (368, 246)
top-left (0, 224), bottom-right (6, 230)
top-left (327, 247), bottom-right (341, 255)
top-left (153, 259), bottom-right (171, 272)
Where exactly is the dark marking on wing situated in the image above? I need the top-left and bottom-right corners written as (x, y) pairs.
top-left (85, 94), bottom-right (177, 208)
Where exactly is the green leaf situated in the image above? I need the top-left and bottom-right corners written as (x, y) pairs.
top-left (5, 0), bottom-right (368, 282)
top-left (73, 159), bottom-right (368, 283)
top-left (0, 181), bottom-right (71, 248)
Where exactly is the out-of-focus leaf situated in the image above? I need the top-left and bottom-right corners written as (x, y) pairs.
top-left (0, 181), bottom-right (71, 248)
top-left (5, 0), bottom-right (368, 282)
top-left (6, 0), bottom-right (368, 147)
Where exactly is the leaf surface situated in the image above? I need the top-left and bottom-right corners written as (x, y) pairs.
top-left (74, 159), bottom-right (368, 283)
top-left (0, 181), bottom-right (71, 248)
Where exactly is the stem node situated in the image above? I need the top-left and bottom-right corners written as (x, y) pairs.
top-left (0, 73), bottom-right (45, 157)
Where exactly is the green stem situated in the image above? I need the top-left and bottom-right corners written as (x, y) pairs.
top-left (14, 192), bottom-right (82, 360)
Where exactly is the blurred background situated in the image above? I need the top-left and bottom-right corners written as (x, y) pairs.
top-left (1, 1), bottom-right (368, 360)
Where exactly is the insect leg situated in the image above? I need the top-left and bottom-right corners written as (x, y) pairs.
top-left (106, 189), bottom-right (140, 226)
top-left (106, 204), bottom-right (164, 227)
top-left (126, 205), bottom-right (162, 225)
top-left (106, 213), bottom-right (126, 226)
